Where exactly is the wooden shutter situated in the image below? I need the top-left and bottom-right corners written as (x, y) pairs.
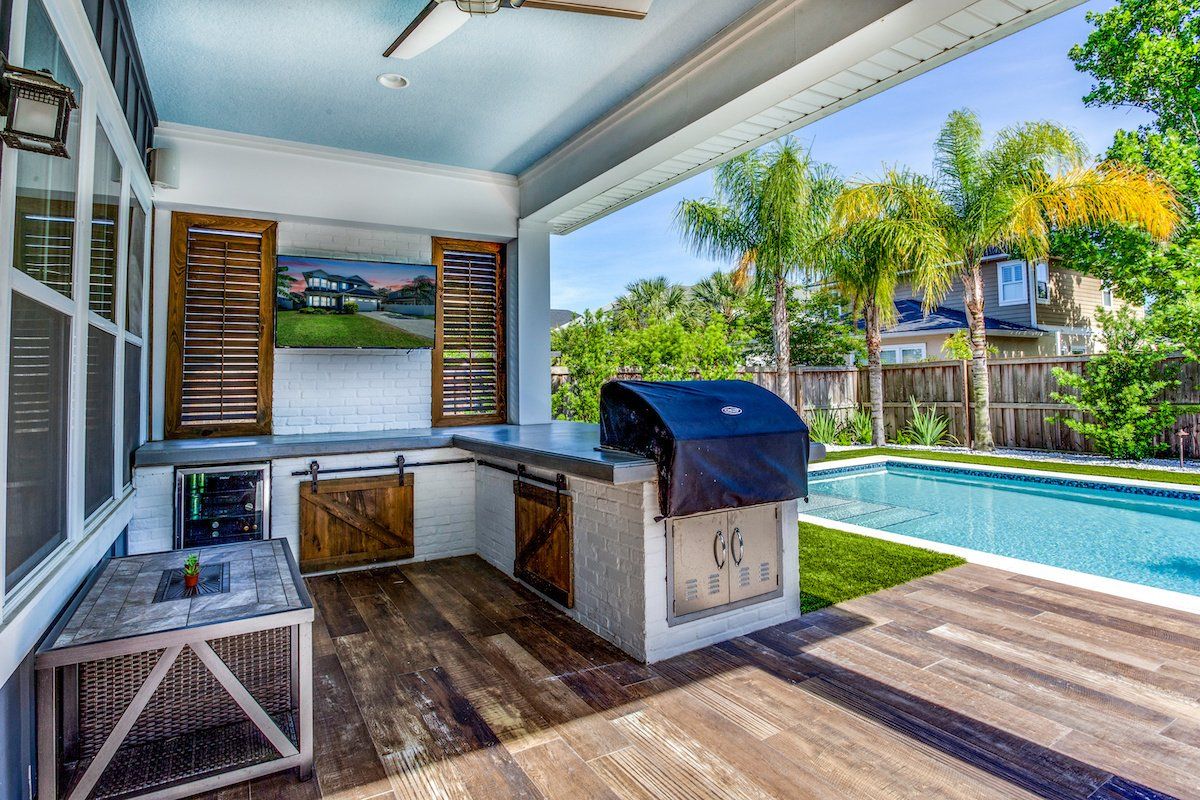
top-left (433, 238), bottom-right (506, 425)
top-left (165, 212), bottom-right (276, 438)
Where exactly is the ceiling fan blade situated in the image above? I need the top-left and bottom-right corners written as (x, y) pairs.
top-left (384, 1), bottom-right (471, 59)
top-left (519, 0), bottom-right (650, 19)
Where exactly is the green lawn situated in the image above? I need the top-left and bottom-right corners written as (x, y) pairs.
top-left (277, 311), bottom-right (432, 348)
top-left (820, 446), bottom-right (1200, 487)
top-left (799, 521), bottom-right (964, 613)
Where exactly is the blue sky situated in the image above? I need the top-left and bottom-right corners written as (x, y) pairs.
top-left (549, 0), bottom-right (1153, 313)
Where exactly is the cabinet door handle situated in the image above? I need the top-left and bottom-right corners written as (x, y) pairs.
top-left (731, 527), bottom-right (744, 566)
top-left (714, 530), bottom-right (727, 569)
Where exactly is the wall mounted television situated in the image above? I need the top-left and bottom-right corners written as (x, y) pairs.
top-left (275, 255), bottom-right (437, 349)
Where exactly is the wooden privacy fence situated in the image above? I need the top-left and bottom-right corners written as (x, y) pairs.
top-left (745, 356), bottom-right (1200, 458)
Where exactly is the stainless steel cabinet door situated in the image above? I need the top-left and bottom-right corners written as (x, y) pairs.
top-left (672, 512), bottom-right (730, 616)
top-left (728, 504), bottom-right (780, 603)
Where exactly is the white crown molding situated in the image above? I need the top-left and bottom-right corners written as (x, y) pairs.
top-left (518, 0), bottom-right (796, 186)
top-left (154, 122), bottom-right (520, 188)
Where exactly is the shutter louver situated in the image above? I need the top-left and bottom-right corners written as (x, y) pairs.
top-left (166, 214), bottom-right (276, 438)
top-left (434, 239), bottom-right (506, 425)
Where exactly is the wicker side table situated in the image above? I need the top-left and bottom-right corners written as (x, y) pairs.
top-left (36, 541), bottom-right (314, 800)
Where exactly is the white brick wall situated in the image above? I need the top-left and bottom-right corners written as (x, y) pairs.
top-left (272, 221), bottom-right (434, 435)
top-left (129, 466), bottom-right (174, 553)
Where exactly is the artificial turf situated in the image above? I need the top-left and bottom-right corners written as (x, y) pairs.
top-left (820, 446), bottom-right (1200, 487)
top-left (798, 521), bottom-right (965, 613)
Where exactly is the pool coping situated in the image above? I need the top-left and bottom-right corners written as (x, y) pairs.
top-left (801, 455), bottom-right (1200, 617)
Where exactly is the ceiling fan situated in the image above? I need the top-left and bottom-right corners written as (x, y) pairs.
top-left (384, 0), bottom-right (652, 59)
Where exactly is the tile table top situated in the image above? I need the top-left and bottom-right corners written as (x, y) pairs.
top-left (44, 540), bottom-right (309, 651)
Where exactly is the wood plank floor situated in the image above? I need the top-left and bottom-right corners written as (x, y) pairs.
top-left (198, 557), bottom-right (1200, 800)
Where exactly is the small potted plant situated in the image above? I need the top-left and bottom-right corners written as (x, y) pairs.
top-left (182, 554), bottom-right (201, 590)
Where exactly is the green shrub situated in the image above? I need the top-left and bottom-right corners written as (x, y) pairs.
top-left (341, 301), bottom-right (359, 315)
top-left (1050, 309), bottom-right (1183, 460)
top-left (848, 410), bottom-right (874, 444)
top-left (807, 410), bottom-right (842, 444)
top-left (904, 398), bottom-right (955, 446)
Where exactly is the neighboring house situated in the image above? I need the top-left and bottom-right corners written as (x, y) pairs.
top-left (302, 269), bottom-right (381, 311)
top-left (551, 308), bottom-right (579, 330)
top-left (888, 252), bottom-right (1130, 359)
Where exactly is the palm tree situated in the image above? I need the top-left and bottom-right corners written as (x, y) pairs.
top-left (611, 276), bottom-right (688, 329)
top-left (676, 139), bottom-right (841, 405)
top-left (825, 170), bottom-right (950, 445)
top-left (689, 270), bottom-right (748, 324)
top-left (839, 109), bottom-right (1178, 450)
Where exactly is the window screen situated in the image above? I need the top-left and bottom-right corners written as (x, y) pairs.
top-left (433, 238), bottom-right (506, 426)
top-left (123, 341), bottom-right (142, 486)
top-left (126, 200), bottom-right (147, 334)
top-left (85, 326), bottom-right (116, 518)
top-left (6, 293), bottom-right (71, 587)
top-left (90, 124), bottom-right (121, 320)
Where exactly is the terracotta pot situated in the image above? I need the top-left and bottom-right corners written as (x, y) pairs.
top-left (183, 572), bottom-right (199, 590)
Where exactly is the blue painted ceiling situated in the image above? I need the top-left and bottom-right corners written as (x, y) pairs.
top-left (125, 0), bottom-right (764, 174)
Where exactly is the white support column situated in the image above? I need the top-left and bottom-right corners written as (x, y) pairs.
top-left (507, 220), bottom-right (552, 425)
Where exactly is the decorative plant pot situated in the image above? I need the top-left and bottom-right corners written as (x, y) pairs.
top-left (183, 572), bottom-right (199, 590)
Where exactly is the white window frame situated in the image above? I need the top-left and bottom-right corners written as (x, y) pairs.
top-left (1035, 262), bottom-right (1050, 305)
top-left (880, 343), bottom-right (927, 364)
top-left (997, 259), bottom-right (1027, 306)
top-left (0, 0), bottom-right (153, 674)
top-left (1101, 285), bottom-right (1113, 309)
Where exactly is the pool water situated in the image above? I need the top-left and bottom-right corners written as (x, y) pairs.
top-left (806, 462), bottom-right (1200, 596)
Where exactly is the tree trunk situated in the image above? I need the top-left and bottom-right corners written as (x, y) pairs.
top-left (864, 302), bottom-right (886, 446)
top-left (962, 264), bottom-right (995, 451)
top-left (773, 274), bottom-right (792, 407)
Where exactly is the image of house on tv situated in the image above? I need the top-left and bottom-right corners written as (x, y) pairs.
top-left (300, 269), bottom-right (383, 311)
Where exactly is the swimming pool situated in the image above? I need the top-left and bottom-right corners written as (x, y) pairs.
top-left (805, 460), bottom-right (1200, 597)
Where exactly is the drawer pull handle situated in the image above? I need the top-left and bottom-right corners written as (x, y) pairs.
top-left (714, 530), bottom-right (727, 569)
top-left (732, 527), bottom-right (744, 566)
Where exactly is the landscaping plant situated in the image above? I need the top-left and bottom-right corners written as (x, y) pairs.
top-left (1050, 309), bottom-right (1183, 460)
top-left (838, 109), bottom-right (1179, 451)
top-left (806, 409), bottom-right (842, 445)
top-left (676, 138), bottom-right (842, 406)
top-left (849, 409), bottom-right (874, 444)
top-left (903, 398), bottom-right (955, 447)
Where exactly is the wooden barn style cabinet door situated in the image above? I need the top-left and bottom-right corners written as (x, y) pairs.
top-left (513, 480), bottom-right (574, 607)
top-left (299, 474), bottom-right (414, 573)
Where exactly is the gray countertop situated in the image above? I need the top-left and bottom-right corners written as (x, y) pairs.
top-left (135, 422), bottom-right (659, 484)
top-left (42, 541), bottom-right (311, 652)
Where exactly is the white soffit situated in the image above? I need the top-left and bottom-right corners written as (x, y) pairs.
top-left (547, 0), bottom-right (1072, 234)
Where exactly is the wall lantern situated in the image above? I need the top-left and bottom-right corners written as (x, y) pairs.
top-left (0, 53), bottom-right (78, 158)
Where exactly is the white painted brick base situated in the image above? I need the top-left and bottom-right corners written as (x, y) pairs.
top-left (474, 459), bottom-right (801, 663)
top-left (130, 448), bottom-right (475, 567)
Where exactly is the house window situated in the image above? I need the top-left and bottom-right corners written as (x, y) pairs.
top-left (5, 295), bottom-right (72, 588)
top-left (90, 124), bottom-right (122, 320)
top-left (880, 343), bottom-right (926, 364)
top-left (1035, 262), bottom-right (1049, 304)
top-left (997, 260), bottom-right (1027, 306)
top-left (1101, 286), bottom-right (1113, 308)
top-left (165, 213), bottom-right (278, 438)
top-left (11, 0), bottom-right (82, 298)
top-left (433, 238), bottom-right (506, 426)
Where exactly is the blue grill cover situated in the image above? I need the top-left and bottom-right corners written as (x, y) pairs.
top-left (599, 380), bottom-right (810, 518)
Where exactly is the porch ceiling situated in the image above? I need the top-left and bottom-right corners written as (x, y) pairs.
top-left (525, 0), bottom-right (1084, 234)
top-left (123, 0), bottom-right (762, 174)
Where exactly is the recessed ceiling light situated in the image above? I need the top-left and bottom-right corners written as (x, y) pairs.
top-left (377, 73), bottom-right (410, 89)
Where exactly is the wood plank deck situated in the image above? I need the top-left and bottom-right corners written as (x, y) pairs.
top-left (199, 557), bottom-right (1200, 800)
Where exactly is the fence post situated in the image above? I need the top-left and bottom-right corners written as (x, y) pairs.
top-left (794, 367), bottom-right (805, 417)
top-left (960, 360), bottom-right (973, 449)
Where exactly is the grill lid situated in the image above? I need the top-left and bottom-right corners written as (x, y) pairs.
top-left (600, 380), bottom-right (810, 518)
